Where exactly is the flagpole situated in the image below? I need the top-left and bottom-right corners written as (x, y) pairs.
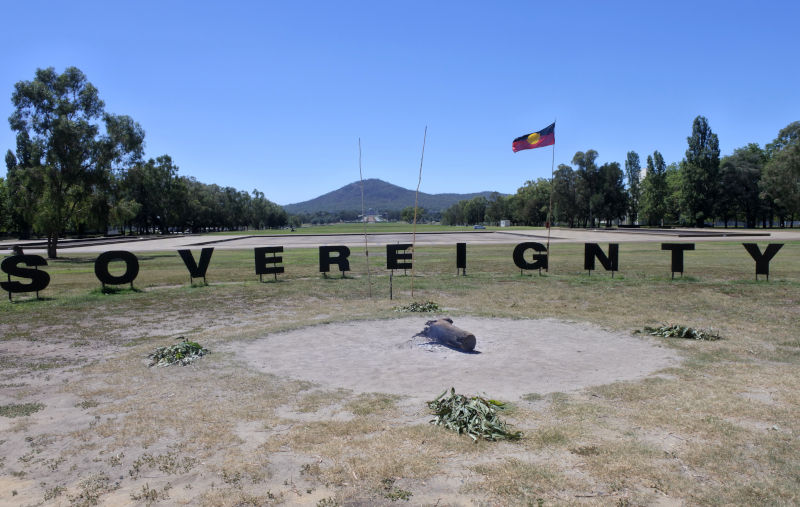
top-left (358, 138), bottom-right (372, 297)
top-left (546, 120), bottom-right (556, 272)
top-left (410, 125), bottom-right (427, 299)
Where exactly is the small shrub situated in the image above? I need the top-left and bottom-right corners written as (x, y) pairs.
top-left (522, 393), bottom-right (544, 402)
top-left (0, 403), bottom-right (44, 418)
top-left (570, 445), bottom-right (601, 456)
top-left (148, 337), bottom-right (208, 367)
top-left (69, 473), bottom-right (119, 506)
top-left (382, 477), bottom-right (413, 501)
top-left (639, 324), bottom-right (722, 341)
top-left (394, 301), bottom-right (440, 313)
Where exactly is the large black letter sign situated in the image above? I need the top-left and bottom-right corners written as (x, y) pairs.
top-left (584, 243), bottom-right (619, 276)
top-left (94, 251), bottom-right (139, 287)
top-left (512, 242), bottom-right (548, 272)
top-left (387, 244), bottom-right (412, 270)
top-left (255, 246), bottom-right (284, 281)
top-left (456, 242), bottom-right (467, 275)
top-left (178, 248), bottom-right (214, 282)
top-left (1, 255), bottom-right (50, 300)
top-left (319, 246), bottom-right (350, 275)
top-left (661, 243), bottom-right (695, 278)
top-left (742, 243), bottom-right (784, 280)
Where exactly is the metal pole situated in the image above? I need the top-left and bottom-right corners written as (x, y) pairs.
top-left (545, 121), bottom-right (556, 273)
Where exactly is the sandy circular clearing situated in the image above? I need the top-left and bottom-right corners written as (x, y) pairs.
top-left (235, 317), bottom-right (680, 401)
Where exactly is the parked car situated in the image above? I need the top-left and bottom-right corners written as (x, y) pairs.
top-left (473, 225), bottom-right (486, 229)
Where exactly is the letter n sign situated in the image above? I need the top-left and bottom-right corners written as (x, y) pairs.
top-left (584, 243), bottom-right (618, 277)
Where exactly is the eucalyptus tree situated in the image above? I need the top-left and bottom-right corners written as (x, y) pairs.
top-left (510, 179), bottom-right (550, 226)
top-left (551, 164), bottom-right (578, 227)
top-left (125, 155), bottom-right (180, 233)
top-left (718, 144), bottom-right (766, 228)
top-left (0, 176), bottom-right (8, 233)
top-left (5, 135), bottom-right (42, 238)
top-left (596, 162), bottom-right (627, 226)
top-left (8, 67), bottom-right (144, 256)
top-left (484, 192), bottom-right (511, 225)
top-left (572, 150), bottom-right (600, 227)
top-left (251, 189), bottom-right (287, 229)
top-left (761, 122), bottom-right (800, 226)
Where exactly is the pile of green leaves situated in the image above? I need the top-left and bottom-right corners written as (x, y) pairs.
top-left (427, 387), bottom-right (522, 442)
top-left (641, 324), bottom-right (722, 341)
top-left (148, 337), bottom-right (208, 367)
top-left (395, 301), bottom-right (440, 313)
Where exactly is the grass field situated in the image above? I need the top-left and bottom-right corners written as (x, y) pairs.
top-left (1, 241), bottom-right (799, 505)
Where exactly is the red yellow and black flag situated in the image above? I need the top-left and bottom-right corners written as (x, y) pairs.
top-left (512, 123), bottom-right (555, 153)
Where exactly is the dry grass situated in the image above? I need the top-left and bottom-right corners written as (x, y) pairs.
top-left (0, 241), bottom-right (798, 505)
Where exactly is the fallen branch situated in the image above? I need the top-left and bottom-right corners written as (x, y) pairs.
top-left (427, 387), bottom-right (522, 442)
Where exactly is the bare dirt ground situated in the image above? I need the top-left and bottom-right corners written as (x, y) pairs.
top-left (236, 317), bottom-right (679, 403)
top-left (0, 310), bottom-right (680, 506)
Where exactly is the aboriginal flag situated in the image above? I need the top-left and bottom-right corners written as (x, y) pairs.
top-left (512, 123), bottom-right (555, 153)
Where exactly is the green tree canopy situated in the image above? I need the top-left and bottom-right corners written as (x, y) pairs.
top-left (509, 179), bottom-right (550, 226)
top-left (640, 151), bottom-right (668, 226)
top-left (8, 67), bottom-right (144, 256)
top-left (484, 192), bottom-right (511, 225)
top-left (681, 115), bottom-right (720, 227)
top-left (572, 150), bottom-right (600, 227)
top-left (401, 205), bottom-right (426, 223)
top-left (624, 151), bottom-right (641, 224)
top-left (0, 176), bottom-right (9, 233)
top-left (551, 164), bottom-right (578, 227)
top-left (761, 122), bottom-right (800, 226)
top-left (718, 143), bottom-right (766, 228)
top-left (596, 162), bottom-right (627, 226)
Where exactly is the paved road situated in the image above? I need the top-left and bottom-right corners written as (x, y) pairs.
top-left (1, 228), bottom-right (797, 255)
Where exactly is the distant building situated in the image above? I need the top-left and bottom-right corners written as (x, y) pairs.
top-left (359, 208), bottom-right (385, 223)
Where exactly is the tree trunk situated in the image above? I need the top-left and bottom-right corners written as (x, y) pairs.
top-left (420, 318), bottom-right (476, 352)
top-left (47, 232), bottom-right (58, 259)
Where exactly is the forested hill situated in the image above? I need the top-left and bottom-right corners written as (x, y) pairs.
top-left (283, 179), bottom-right (499, 214)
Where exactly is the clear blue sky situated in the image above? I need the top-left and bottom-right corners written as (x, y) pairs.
top-left (2, 1), bottom-right (798, 205)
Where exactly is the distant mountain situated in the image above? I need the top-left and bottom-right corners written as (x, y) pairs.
top-left (283, 179), bottom-right (501, 214)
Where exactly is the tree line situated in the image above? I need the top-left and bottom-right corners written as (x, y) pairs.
top-left (443, 117), bottom-right (800, 229)
top-left (0, 67), bottom-right (287, 257)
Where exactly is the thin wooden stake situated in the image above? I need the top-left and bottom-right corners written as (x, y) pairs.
top-left (546, 120), bottom-right (556, 273)
top-left (358, 138), bottom-right (372, 297)
top-left (411, 126), bottom-right (427, 298)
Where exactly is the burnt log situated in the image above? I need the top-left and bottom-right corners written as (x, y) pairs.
top-left (421, 317), bottom-right (476, 352)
